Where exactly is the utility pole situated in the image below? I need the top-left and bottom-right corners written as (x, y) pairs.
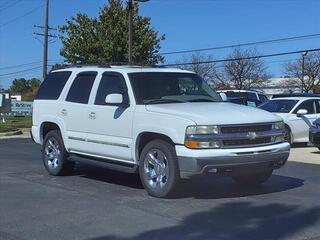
top-left (128, 0), bottom-right (133, 65)
top-left (301, 51), bottom-right (308, 92)
top-left (43, 0), bottom-right (49, 79)
top-left (33, 0), bottom-right (57, 79)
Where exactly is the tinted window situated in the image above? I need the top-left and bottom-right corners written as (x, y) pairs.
top-left (66, 72), bottom-right (96, 104)
top-left (36, 71), bottom-right (72, 100)
top-left (258, 94), bottom-right (268, 102)
top-left (293, 100), bottom-right (316, 114)
top-left (95, 73), bottom-right (127, 105)
top-left (259, 100), bottom-right (298, 113)
top-left (315, 100), bottom-right (320, 113)
top-left (247, 92), bottom-right (258, 101)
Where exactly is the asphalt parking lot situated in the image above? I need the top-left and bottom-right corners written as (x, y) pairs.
top-left (0, 138), bottom-right (319, 240)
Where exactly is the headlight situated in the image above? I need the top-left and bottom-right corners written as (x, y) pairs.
top-left (274, 121), bottom-right (285, 130)
top-left (185, 125), bottom-right (221, 149)
top-left (186, 125), bottom-right (219, 135)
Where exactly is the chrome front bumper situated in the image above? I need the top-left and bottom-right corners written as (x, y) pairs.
top-left (177, 143), bottom-right (290, 178)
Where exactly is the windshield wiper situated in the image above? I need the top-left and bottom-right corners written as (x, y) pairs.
top-left (144, 99), bottom-right (186, 105)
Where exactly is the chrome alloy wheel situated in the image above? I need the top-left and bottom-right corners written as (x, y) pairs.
top-left (143, 149), bottom-right (169, 190)
top-left (44, 137), bottom-right (61, 170)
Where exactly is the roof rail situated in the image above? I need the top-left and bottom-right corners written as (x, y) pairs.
top-left (50, 63), bottom-right (168, 71)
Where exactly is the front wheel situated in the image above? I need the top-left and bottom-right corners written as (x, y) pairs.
top-left (139, 140), bottom-right (180, 198)
top-left (233, 170), bottom-right (273, 187)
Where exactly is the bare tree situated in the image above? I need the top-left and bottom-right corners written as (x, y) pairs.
top-left (283, 51), bottom-right (320, 92)
top-left (221, 48), bottom-right (270, 89)
top-left (175, 53), bottom-right (218, 86)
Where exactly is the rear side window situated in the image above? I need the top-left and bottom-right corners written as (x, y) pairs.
top-left (66, 71), bottom-right (97, 104)
top-left (95, 73), bottom-right (127, 105)
top-left (36, 71), bottom-right (72, 100)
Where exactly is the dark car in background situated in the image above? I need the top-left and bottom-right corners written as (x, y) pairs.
top-left (309, 118), bottom-right (320, 150)
top-left (217, 90), bottom-right (268, 107)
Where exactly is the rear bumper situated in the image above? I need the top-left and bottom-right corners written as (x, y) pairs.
top-left (176, 142), bottom-right (290, 178)
top-left (31, 125), bottom-right (41, 144)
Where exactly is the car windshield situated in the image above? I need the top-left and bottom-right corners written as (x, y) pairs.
top-left (259, 99), bottom-right (298, 113)
top-left (128, 72), bottom-right (221, 104)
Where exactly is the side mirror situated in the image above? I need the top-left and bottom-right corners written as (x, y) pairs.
top-left (105, 93), bottom-right (127, 106)
top-left (0, 94), bottom-right (4, 107)
top-left (219, 92), bottom-right (228, 101)
top-left (297, 109), bottom-right (308, 117)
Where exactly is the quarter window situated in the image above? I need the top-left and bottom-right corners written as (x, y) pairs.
top-left (94, 73), bottom-right (128, 105)
top-left (36, 71), bottom-right (72, 100)
top-left (66, 72), bottom-right (97, 104)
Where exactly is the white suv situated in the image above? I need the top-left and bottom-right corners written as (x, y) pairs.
top-left (32, 66), bottom-right (290, 197)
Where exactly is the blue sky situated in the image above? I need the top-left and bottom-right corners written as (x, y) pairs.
top-left (0, 0), bottom-right (319, 89)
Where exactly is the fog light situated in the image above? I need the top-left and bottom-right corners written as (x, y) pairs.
top-left (273, 135), bottom-right (284, 143)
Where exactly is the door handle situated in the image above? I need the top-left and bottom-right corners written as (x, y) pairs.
top-left (89, 112), bottom-right (96, 119)
top-left (61, 109), bottom-right (67, 116)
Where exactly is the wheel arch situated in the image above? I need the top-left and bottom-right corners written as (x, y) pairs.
top-left (135, 132), bottom-right (176, 163)
top-left (40, 121), bottom-right (62, 144)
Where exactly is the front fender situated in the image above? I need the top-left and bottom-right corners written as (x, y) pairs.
top-left (132, 111), bottom-right (195, 162)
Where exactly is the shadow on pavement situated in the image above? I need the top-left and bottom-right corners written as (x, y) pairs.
top-left (311, 151), bottom-right (320, 154)
top-left (71, 163), bottom-right (304, 200)
top-left (89, 202), bottom-right (320, 240)
top-left (168, 174), bottom-right (304, 200)
top-left (73, 164), bottom-right (144, 189)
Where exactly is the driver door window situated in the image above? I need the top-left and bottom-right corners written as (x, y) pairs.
top-left (95, 74), bottom-right (128, 105)
top-left (293, 100), bottom-right (316, 114)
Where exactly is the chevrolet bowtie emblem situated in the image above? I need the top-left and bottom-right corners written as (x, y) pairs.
top-left (247, 132), bottom-right (257, 140)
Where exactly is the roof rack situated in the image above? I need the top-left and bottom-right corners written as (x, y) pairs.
top-left (50, 63), bottom-right (167, 71)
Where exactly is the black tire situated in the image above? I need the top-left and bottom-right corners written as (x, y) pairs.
top-left (233, 170), bottom-right (273, 187)
top-left (139, 140), bottom-right (180, 198)
top-left (284, 126), bottom-right (292, 144)
top-left (42, 130), bottom-right (74, 176)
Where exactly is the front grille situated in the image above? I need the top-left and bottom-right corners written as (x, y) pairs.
top-left (221, 124), bottom-right (272, 134)
top-left (219, 123), bottom-right (279, 148)
top-left (223, 137), bottom-right (272, 147)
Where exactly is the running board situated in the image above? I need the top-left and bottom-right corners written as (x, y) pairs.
top-left (69, 153), bottom-right (138, 174)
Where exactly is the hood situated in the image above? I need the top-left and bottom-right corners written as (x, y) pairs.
top-left (146, 102), bottom-right (282, 125)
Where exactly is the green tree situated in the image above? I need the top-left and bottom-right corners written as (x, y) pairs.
top-left (9, 78), bottom-right (41, 100)
top-left (59, 0), bottom-right (165, 65)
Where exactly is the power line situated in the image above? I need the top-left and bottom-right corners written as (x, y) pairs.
top-left (0, 0), bottom-right (13, 9)
top-left (161, 33), bottom-right (320, 56)
top-left (0, 0), bottom-right (21, 11)
top-left (162, 48), bottom-right (320, 67)
top-left (0, 66), bottom-right (43, 77)
top-left (0, 60), bottom-right (63, 70)
top-left (0, 5), bottom-right (42, 28)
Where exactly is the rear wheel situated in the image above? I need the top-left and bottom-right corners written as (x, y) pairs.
top-left (233, 170), bottom-right (273, 187)
top-left (139, 140), bottom-right (180, 198)
top-left (42, 130), bottom-right (74, 176)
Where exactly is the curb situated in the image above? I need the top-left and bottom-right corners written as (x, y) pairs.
top-left (0, 130), bottom-right (23, 137)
